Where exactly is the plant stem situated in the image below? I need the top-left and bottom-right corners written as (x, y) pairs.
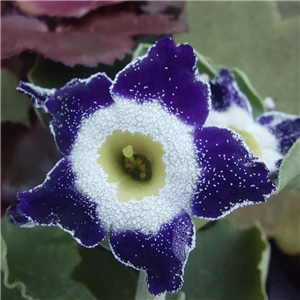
top-left (135, 270), bottom-right (166, 300)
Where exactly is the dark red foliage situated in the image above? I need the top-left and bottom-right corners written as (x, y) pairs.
top-left (1, 114), bottom-right (62, 213)
top-left (1, 11), bottom-right (187, 67)
top-left (14, 1), bottom-right (124, 18)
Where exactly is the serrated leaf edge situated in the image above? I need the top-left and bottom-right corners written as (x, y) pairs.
top-left (1, 235), bottom-right (37, 300)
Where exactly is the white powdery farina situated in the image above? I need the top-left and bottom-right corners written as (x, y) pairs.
top-left (70, 99), bottom-right (200, 234)
top-left (205, 105), bottom-right (282, 172)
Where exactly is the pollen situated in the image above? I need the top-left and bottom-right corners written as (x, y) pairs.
top-left (123, 151), bottom-right (152, 181)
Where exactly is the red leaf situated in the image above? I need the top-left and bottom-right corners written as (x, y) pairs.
top-left (1, 120), bottom-right (61, 210)
top-left (14, 1), bottom-right (124, 18)
top-left (68, 12), bottom-right (188, 36)
top-left (1, 122), bottom-right (28, 214)
top-left (1, 13), bottom-right (187, 67)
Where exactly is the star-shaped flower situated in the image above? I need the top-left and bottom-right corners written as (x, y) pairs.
top-left (205, 69), bottom-right (300, 177)
top-left (8, 38), bottom-right (275, 295)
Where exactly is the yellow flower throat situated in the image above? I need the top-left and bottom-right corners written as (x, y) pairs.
top-left (229, 125), bottom-right (262, 157)
top-left (97, 130), bottom-right (166, 202)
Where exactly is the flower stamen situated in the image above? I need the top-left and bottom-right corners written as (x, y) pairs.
top-left (123, 145), bottom-right (135, 164)
top-left (123, 148), bottom-right (152, 181)
top-left (97, 130), bottom-right (166, 202)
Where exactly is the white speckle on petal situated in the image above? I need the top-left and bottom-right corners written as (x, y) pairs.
top-left (71, 100), bottom-right (199, 234)
top-left (205, 104), bottom-right (282, 172)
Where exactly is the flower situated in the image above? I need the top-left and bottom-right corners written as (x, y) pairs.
top-left (8, 38), bottom-right (275, 296)
top-left (205, 69), bottom-right (300, 177)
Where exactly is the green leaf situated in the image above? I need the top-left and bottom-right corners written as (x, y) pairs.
top-left (28, 55), bottom-right (131, 127)
top-left (182, 220), bottom-right (270, 300)
top-left (99, 234), bottom-right (110, 251)
top-left (175, 1), bottom-right (300, 115)
top-left (195, 50), bottom-right (217, 78)
top-left (231, 68), bottom-right (265, 118)
top-left (28, 56), bottom-right (131, 89)
top-left (1, 69), bottom-right (31, 126)
top-left (135, 270), bottom-right (156, 300)
top-left (166, 291), bottom-right (186, 300)
top-left (270, 190), bottom-right (300, 254)
top-left (193, 217), bottom-right (209, 231)
top-left (132, 43), bottom-right (152, 60)
top-left (277, 137), bottom-right (300, 192)
top-left (1, 235), bottom-right (34, 300)
top-left (226, 190), bottom-right (300, 255)
top-left (1, 217), bottom-right (96, 300)
top-left (33, 107), bottom-right (53, 128)
top-left (73, 244), bottom-right (138, 300)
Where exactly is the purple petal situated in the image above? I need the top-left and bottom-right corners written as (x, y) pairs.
top-left (111, 37), bottom-right (210, 127)
top-left (210, 69), bottom-right (251, 113)
top-left (257, 112), bottom-right (300, 155)
top-left (192, 127), bottom-right (276, 219)
top-left (17, 158), bottom-right (108, 247)
top-left (17, 81), bottom-right (56, 109)
top-left (110, 212), bottom-right (195, 296)
top-left (18, 73), bottom-right (114, 156)
top-left (45, 73), bottom-right (114, 156)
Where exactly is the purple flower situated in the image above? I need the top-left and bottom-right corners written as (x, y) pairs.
top-left (205, 69), bottom-right (300, 176)
top-left (9, 38), bottom-right (275, 296)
